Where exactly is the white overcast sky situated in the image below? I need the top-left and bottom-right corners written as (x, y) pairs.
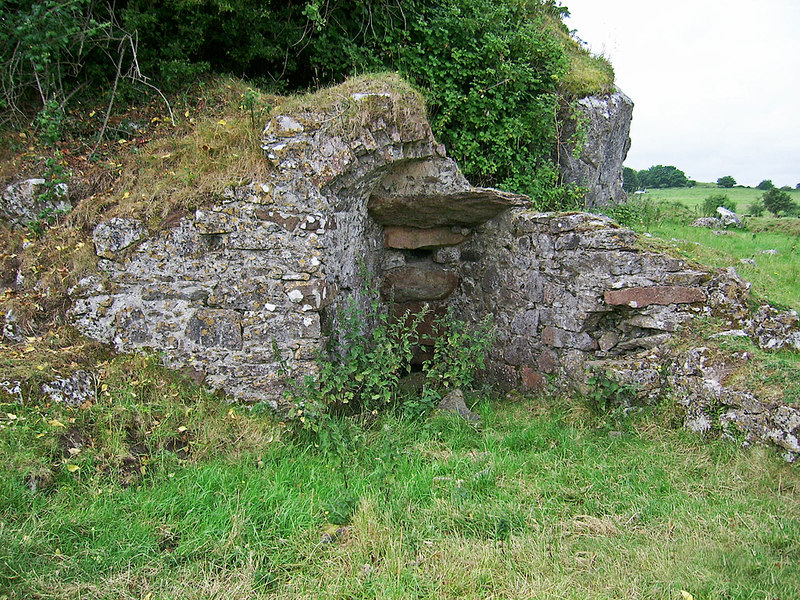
top-left (562, 0), bottom-right (800, 187)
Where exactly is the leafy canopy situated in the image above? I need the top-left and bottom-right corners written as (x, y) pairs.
top-left (637, 165), bottom-right (691, 189)
top-left (761, 187), bottom-right (797, 217)
top-left (717, 175), bottom-right (736, 188)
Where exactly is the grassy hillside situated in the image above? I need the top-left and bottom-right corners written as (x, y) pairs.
top-left (604, 184), bottom-right (800, 312)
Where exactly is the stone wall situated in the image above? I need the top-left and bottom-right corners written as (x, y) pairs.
top-left (66, 78), bottom-right (799, 458)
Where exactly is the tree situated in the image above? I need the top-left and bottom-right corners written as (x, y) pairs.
top-left (637, 165), bottom-right (689, 189)
top-left (761, 188), bottom-right (797, 216)
top-left (622, 167), bottom-right (640, 192)
top-left (756, 179), bottom-right (775, 191)
top-left (717, 175), bottom-right (736, 188)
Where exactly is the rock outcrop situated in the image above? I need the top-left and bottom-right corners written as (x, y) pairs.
top-left (559, 92), bottom-right (634, 208)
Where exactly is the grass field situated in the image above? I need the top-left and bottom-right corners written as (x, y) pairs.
top-left (643, 182), bottom-right (800, 214)
top-left (1, 355), bottom-right (799, 600)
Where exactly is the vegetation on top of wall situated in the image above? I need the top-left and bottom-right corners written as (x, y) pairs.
top-left (1, 0), bottom-right (614, 207)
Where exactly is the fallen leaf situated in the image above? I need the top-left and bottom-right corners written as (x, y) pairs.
top-left (48, 419), bottom-right (66, 428)
top-left (66, 464), bottom-right (80, 473)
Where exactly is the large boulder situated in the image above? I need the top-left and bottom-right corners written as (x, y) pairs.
top-left (559, 92), bottom-right (634, 208)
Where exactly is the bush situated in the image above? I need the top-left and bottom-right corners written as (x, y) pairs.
top-left (596, 196), bottom-right (661, 229)
top-left (747, 200), bottom-right (765, 217)
top-left (702, 194), bottom-right (736, 217)
top-left (637, 165), bottom-right (690, 189)
top-left (756, 179), bottom-right (775, 191)
top-left (622, 166), bottom-right (640, 192)
top-left (279, 274), bottom-right (494, 444)
top-left (717, 175), bottom-right (736, 188)
top-left (762, 188), bottom-right (797, 217)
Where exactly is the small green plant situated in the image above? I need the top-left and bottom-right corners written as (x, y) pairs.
top-left (239, 87), bottom-right (270, 129)
top-left (34, 98), bottom-right (66, 146)
top-left (25, 152), bottom-right (71, 237)
top-left (421, 308), bottom-right (494, 409)
top-left (586, 370), bottom-right (639, 426)
top-left (598, 196), bottom-right (662, 229)
top-left (747, 199), bottom-right (765, 217)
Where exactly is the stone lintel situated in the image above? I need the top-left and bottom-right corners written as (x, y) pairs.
top-left (368, 188), bottom-right (528, 228)
top-left (604, 286), bottom-right (706, 308)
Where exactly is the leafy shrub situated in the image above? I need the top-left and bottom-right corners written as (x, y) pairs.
top-left (622, 166), bottom-right (640, 192)
top-left (279, 276), bottom-right (493, 444)
top-left (756, 179), bottom-right (775, 191)
top-left (637, 165), bottom-right (690, 189)
top-left (747, 200), bottom-right (765, 217)
top-left (702, 194), bottom-right (736, 217)
top-left (421, 308), bottom-right (494, 410)
top-left (717, 175), bottom-right (736, 188)
top-left (762, 188), bottom-right (797, 217)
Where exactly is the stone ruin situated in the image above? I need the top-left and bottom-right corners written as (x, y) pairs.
top-left (62, 79), bottom-right (799, 459)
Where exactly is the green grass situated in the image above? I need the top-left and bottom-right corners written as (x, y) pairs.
top-left (602, 186), bottom-right (800, 312)
top-left (2, 355), bottom-right (799, 599)
top-left (643, 182), bottom-right (800, 214)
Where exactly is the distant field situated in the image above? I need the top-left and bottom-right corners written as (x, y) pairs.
top-left (641, 182), bottom-right (800, 213)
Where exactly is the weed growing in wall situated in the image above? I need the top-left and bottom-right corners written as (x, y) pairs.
top-left (276, 278), bottom-right (494, 454)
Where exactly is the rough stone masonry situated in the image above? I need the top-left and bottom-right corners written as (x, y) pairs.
top-left (66, 77), bottom-right (799, 458)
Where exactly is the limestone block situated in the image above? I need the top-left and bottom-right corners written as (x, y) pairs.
top-left (186, 309), bottom-right (243, 350)
top-left (381, 268), bottom-right (458, 303)
top-left (42, 371), bottom-right (96, 407)
top-left (283, 279), bottom-right (336, 310)
top-left (438, 389), bottom-right (481, 423)
top-left (1, 178), bottom-right (70, 228)
top-left (558, 92), bottom-right (633, 208)
top-left (93, 217), bottom-right (147, 259)
top-left (368, 188), bottom-right (527, 228)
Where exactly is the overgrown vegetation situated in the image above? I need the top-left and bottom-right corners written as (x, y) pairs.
top-left (701, 193), bottom-right (736, 217)
top-left (275, 275), bottom-right (494, 456)
top-left (1, 0), bottom-right (614, 206)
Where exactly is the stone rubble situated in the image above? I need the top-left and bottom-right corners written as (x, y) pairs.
top-left (41, 370), bottom-right (96, 407)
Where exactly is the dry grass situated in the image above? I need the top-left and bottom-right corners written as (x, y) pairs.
top-left (70, 78), bottom-right (276, 232)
